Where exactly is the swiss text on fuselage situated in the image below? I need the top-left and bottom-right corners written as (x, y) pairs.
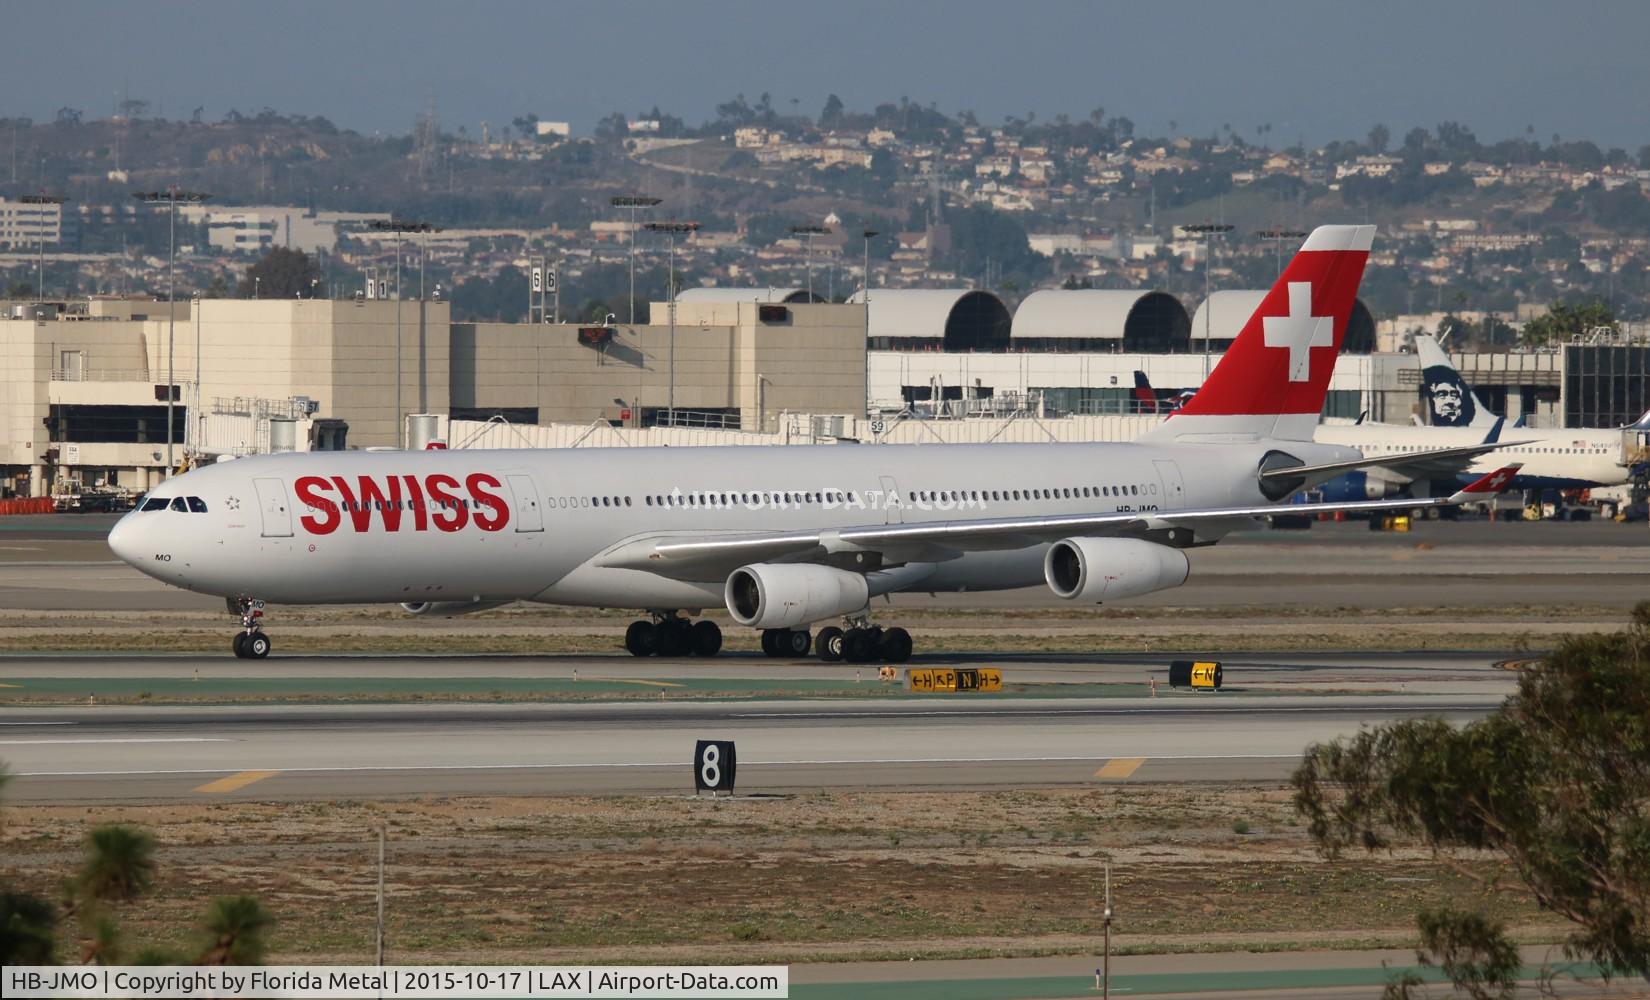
top-left (293, 474), bottom-right (510, 534)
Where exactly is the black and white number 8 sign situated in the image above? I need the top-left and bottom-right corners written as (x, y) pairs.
top-left (693, 740), bottom-right (737, 793)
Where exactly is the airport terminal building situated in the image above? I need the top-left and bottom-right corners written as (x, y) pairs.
top-left (1, 289), bottom-right (1644, 498)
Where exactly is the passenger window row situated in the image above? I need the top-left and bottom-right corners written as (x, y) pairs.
top-left (645, 491), bottom-right (839, 508)
top-left (628, 484), bottom-right (1158, 510)
top-left (914, 483), bottom-right (1154, 502)
top-left (548, 496), bottom-right (632, 509)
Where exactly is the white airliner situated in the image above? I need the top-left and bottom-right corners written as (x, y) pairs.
top-left (108, 225), bottom-right (1516, 661)
top-left (1313, 333), bottom-right (1637, 498)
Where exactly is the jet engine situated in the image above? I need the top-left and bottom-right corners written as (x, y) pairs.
top-left (1313, 469), bottom-right (1406, 502)
top-left (1043, 537), bottom-right (1190, 603)
top-left (398, 600), bottom-right (511, 617)
top-left (725, 563), bottom-right (870, 629)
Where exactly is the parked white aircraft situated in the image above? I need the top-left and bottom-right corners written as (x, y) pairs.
top-left (108, 225), bottom-right (1517, 661)
top-left (1314, 333), bottom-right (1637, 497)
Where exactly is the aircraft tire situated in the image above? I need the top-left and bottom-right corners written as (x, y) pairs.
top-left (624, 620), bottom-right (655, 657)
top-left (655, 621), bottom-right (690, 657)
top-left (246, 632), bottom-right (272, 659)
top-left (878, 627), bottom-right (913, 663)
top-left (815, 626), bottom-right (844, 662)
top-left (844, 627), bottom-right (879, 663)
top-left (782, 628), bottom-right (812, 658)
top-left (232, 632), bottom-right (248, 658)
top-left (691, 620), bottom-right (723, 657)
top-left (760, 629), bottom-right (781, 657)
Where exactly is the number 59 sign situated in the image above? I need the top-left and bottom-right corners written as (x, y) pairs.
top-left (693, 740), bottom-right (737, 794)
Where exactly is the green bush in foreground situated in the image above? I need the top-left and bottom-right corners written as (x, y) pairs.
top-left (1294, 601), bottom-right (1650, 997)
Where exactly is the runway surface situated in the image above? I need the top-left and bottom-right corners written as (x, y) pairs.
top-left (1, 691), bottom-right (1498, 803)
top-left (0, 647), bottom-right (1515, 679)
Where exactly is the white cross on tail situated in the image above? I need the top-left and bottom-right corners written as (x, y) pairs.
top-left (1262, 281), bottom-right (1334, 382)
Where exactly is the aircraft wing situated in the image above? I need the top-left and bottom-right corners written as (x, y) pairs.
top-left (1270, 440), bottom-right (1529, 483)
top-left (600, 466), bottom-right (1520, 582)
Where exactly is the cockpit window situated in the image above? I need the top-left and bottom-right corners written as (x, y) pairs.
top-left (187, 496), bottom-right (208, 513)
top-left (140, 497), bottom-right (168, 512)
top-left (170, 497), bottom-right (188, 512)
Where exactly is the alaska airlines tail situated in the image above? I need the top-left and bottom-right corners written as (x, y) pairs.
top-left (1413, 333), bottom-right (1498, 428)
top-left (1141, 224), bottom-right (1375, 443)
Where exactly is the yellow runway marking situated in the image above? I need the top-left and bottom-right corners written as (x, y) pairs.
top-left (0, 683), bottom-right (20, 688)
top-left (194, 770), bottom-right (281, 794)
top-left (1093, 757), bottom-right (1146, 780)
top-left (605, 679), bottom-right (684, 688)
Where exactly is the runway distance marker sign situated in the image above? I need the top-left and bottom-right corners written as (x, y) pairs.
top-left (693, 740), bottom-right (737, 794)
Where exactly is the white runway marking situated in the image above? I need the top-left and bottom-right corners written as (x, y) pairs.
top-left (15, 752), bottom-right (1300, 778)
top-left (0, 737), bottom-right (226, 746)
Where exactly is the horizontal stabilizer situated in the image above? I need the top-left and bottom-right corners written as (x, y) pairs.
top-left (1446, 464), bottom-right (1522, 502)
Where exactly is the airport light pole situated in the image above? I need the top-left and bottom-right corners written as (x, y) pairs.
top-left (790, 225), bottom-right (830, 301)
top-left (21, 193), bottom-right (65, 301)
top-left (370, 219), bottom-right (437, 447)
top-left (1256, 228), bottom-right (1307, 278)
top-left (1101, 863), bottom-right (1114, 999)
top-left (133, 188), bottom-right (211, 477)
top-left (1180, 223), bottom-right (1234, 381)
top-left (862, 230), bottom-right (878, 404)
top-left (194, 296), bottom-right (203, 458)
top-left (611, 196), bottom-right (661, 324)
top-left (644, 221), bottom-right (700, 426)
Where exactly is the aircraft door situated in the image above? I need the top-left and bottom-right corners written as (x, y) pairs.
top-left (1152, 460), bottom-right (1186, 506)
top-left (506, 474), bottom-right (544, 532)
top-left (252, 478), bottom-right (294, 537)
top-left (878, 474), bottom-right (903, 524)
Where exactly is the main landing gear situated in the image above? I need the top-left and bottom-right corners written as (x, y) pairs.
top-left (625, 613), bottom-right (723, 657)
top-left (764, 616), bottom-right (913, 664)
top-left (813, 623), bottom-right (912, 663)
top-left (229, 596), bottom-right (271, 659)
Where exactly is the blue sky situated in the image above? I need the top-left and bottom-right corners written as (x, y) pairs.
top-left (7, 0), bottom-right (1649, 150)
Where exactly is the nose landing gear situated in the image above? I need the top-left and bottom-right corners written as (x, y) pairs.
top-left (229, 596), bottom-right (271, 659)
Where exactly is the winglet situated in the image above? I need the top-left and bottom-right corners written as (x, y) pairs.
top-left (1482, 416), bottom-right (1504, 444)
top-left (1447, 464), bottom-right (1522, 503)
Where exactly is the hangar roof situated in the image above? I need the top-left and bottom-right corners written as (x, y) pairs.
top-left (847, 288), bottom-right (1011, 350)
top-left (675, 287), bottom-right (823, 304)
top-left (1012, 289), bottom-right (1189, 349)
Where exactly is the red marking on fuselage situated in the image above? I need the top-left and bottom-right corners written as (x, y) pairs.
top-left (295, 474), bottom-right (510, 533)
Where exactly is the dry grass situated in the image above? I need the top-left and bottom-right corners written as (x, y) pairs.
top-left (1, 787), bottom-right (1562, 965)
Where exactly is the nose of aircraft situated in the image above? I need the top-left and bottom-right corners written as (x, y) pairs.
top-left (107, 513), bottom-right (141, 567)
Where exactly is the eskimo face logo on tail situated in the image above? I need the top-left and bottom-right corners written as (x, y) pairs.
top-left (293, 474), bottom-right (509, 534)
top-left (1422, 366), bottom-right (1475, 427)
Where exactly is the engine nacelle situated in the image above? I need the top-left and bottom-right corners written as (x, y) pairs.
top-left (1043, 537), bottom-right (1190, 603)
top-left (398, 600), bottom-right (511, 618)
top-left (1313, 468), bottom-right (1405, 501)
top-left (725, 563), bottom-right (870, 629)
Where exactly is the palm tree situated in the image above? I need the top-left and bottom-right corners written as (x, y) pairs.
top-left (76, 826), bottom-right (155, 903)
top-left (0, 891), bottom-right (57, 963)
top-left (199, 895), bottom-right (274, 965)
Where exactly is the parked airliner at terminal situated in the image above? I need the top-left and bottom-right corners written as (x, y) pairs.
top-left (107, 226), bottom-right (1517, 662)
